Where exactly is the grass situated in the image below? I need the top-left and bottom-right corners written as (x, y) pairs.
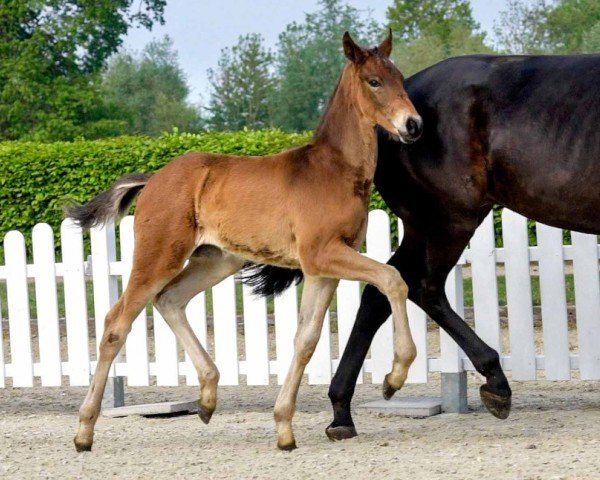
top-left (461, 274), bottom-right (575, 307)
top-left (0, 274), bottom-right (577, 321)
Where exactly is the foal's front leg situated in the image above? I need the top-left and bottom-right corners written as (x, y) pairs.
top-left (274, 276), bottom-right (339, 450)
top-left (303, 244), bottom-right (417, 440)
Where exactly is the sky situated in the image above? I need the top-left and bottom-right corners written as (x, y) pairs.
top-left (123, 0), bottom-right (509, 102)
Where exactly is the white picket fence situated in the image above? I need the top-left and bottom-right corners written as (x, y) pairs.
top-left (1, 209), bottom-right (600, 390)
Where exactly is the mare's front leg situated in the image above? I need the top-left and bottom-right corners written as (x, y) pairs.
top-left (274, 276), bottom-right (339, 450)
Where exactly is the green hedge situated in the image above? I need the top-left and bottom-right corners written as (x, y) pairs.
top-left (0, 130), bottom-right (394, 257)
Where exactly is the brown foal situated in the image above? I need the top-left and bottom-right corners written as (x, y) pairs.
top-left (68, 31), bottom-right (422, 452)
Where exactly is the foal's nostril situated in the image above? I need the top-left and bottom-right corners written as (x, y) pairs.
top-left (406, 117), bottom-right (423, 139)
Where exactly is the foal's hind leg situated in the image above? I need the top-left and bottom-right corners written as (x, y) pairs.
top-left (154, 247), bottom-right (244, 423)
top-left (74, 281), bottom-right (165, 451)
top-left (73, 243), bottom-right (193, 452)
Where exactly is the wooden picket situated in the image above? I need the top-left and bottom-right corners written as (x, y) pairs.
top-left (119, 217), bottom-right (150, 386)
top-left (307, 307), bottom-right (332, 384)
top-left (571, 231), bottom-right (600, 379)
top-left (536, 222), bottom-right (571, 380)
top-left (335, 279), bottom-right (362, 383)
top-left (4, 231), bottom-right (33, 387)
top-left (61, 220), bottom-right (90, 385)
top-left (242, 283), bottom-right (270, 384)
top-left (366, 210), bottom-right (394, 383)
top-left (212, 276), bottom-right (238, 385)
top-left (90, 222), bottom-right (119, 377)
top-left (1, 208), bottom-right (599, 392)
top-left (502, 210), bottom-right (536, 380)
top-left (184, 292), bottom-right (207, 385)
top-left (400, 218), bottom-right (428, 383)
top-left (32, 224), bottom-right (62, 386)
top-left (274, 286), bottom-right (298, 383)
top-left (470, 213), bottom-right (501, 353)
top-left (441, 265), bottom-right (464, 373)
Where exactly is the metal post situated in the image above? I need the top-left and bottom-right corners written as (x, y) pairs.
top-left (441, 371), bottom-right (468, 413)
top-left (441, 265), bottom-right (469, 413)
top-left (102, 376), bottom-right (125, 410)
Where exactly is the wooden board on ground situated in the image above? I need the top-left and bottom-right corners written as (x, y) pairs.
top-left (358, 396), bottom-right (441, 417)
top-left (102, 400), bottom-right (198, 418)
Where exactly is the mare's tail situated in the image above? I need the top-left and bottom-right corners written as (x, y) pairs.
top-left (64, 172), bottom-right (152, 229)
top-left (241, 263), bottom-right (304, 297)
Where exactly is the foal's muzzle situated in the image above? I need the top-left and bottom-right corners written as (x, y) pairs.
top-left (391, 113), bottom-right (423, 144)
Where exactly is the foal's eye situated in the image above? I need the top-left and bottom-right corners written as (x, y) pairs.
top-left (367, 79), bottom-right (382, 88)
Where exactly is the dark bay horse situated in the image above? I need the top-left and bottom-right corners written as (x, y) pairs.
top-left (247, 53), bottom-right (600, 440)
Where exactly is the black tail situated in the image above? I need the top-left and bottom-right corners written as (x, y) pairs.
top-left (64, 172), bottom-right (152, 229)
top-left (241, 263), bottom-right (304, 297)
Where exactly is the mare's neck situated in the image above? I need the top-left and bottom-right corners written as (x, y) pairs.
top-left (311, 66), bottom-right (377, 177)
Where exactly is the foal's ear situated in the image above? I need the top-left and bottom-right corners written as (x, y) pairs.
top-left (343, 31), bottom-right (367, 64)
top-left (378, 29), bottom-right (393, 58)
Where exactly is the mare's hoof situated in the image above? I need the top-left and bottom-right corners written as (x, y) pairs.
top-left (198, 404), bottom-right (214, 424)
top-left (325, 424), bottom-right (358, 441)
top-left (73, 436), bottom-right (92, 452)
top-left (382, 377), bottom-right (398, 401)
top-left (277, 440), bottom-right (297, 451)
top-left (480, 384), bottom-right (511, 419)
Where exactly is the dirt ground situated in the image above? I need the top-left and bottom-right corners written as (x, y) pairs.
top-left (1, 373), bottom-right (599, 480)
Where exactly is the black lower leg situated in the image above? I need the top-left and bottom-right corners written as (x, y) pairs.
top-left (423, 289), bottom-right (511, 418)
top-left (327, 284), bottom-right (391, 438)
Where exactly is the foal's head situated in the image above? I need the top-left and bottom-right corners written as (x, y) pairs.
top-left (343, 31), bottom-right (422, 143)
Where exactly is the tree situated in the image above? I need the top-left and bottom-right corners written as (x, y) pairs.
top-left (545, 0), bottom-right (600, 52)
top-left (206, 34), bottom-right (275, 131)
top-left (493, 0), bottom-right (553, 54)
top-left (0, 0), bottom-right (165, 140)
top-left (272, 0), bottom-right (380, 131)
top-left (387, 0), bottom-right (478, 44)
top-left (101, 37), bottom-right (201, 136)
top-left (582, 21), bottom-right (600, 52)
top-left (388, 0), bottom-right (491, 76)
top-left (394, 26), bottom-right (493, 77)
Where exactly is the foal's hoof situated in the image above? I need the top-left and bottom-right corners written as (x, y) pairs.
top-left (325, 424), bottom-right (358, 441)
top-left (198, 404), bottom-right (214, 425)
top-left (480, 384), bottom-right (511, 419)
top-left (277, 440), bottom-right (297, 451)
top-left (382, 377), bottom-right (398, 401)
top-left (73, 436), bottom-right (92, 453)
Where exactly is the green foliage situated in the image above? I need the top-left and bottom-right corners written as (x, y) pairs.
top-left (387, 0), bottom-right (490, 76)
top-left (271, 0), bottom-right (380, 132)
top-left (545, 0), bottom-right (600, 52)
top-left (206, 33), bottom-right (275, 131)
top-left (393, 26), bottom-right (492, 77)
top-left (582, 21), bottom-right (600, 51)
top-left (494, 0), bottom-right (600, 54)
top-left (0, 0), bottom-right (165, 141)
top-left (101, 36), bottom-right (202, 136)
top-left (493, 0), bottom-right (554, 54)
top-left (387, 0), bottom-right (478, 44)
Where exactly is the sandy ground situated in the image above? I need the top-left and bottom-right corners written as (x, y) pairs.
top-left (1, 373), bottom-right (600, 480)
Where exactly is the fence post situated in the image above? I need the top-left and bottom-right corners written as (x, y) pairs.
top-left (90, 221), bottom-right (125, 408)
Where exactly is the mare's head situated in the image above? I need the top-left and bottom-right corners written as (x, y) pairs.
top-left (343, 31), bottom-right (422, 143)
